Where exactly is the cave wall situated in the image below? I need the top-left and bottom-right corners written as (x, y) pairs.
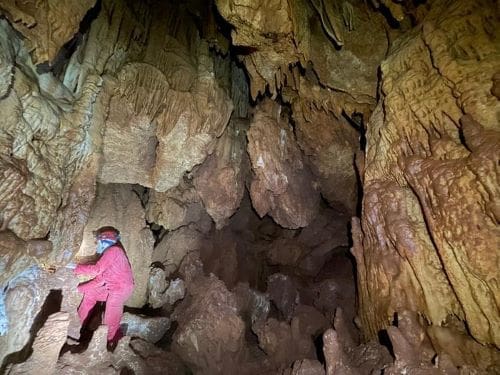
top-left (351, 0), bottom-right (500, 366)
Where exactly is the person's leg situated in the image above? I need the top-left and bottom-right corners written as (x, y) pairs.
top-left (77, 285), bottom-right (108, 324)
top-left (103, 293), bottom-right (128, 343)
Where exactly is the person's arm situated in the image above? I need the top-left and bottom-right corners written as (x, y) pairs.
top-left (74, 248), bottom-right (117, 277)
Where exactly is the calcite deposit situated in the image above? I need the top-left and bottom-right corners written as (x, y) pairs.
top-left (351, 2), bottom-right (500, 369)
top-left (0, 0), bottom-right (96, 64)
top-left (248, 99), bottom-right (320, 228)
top-left (0, 0), bottom-right (498, 373)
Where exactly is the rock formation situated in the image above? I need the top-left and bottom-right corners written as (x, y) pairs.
top-left (351, 2), bottom-right (500, 370)
top-left (0, 0), bottom-right (498, 373)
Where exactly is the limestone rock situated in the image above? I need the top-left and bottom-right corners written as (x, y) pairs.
top-left (303, 0), bottom-right (388, 100)
top-left (121, 312), bottom-right (170, 344)
top-left (57, 325), bottom-right (113, 374)
top-left (0, 0), bottom-right (96, 64)
top-left (97, 8), bottom-right (233, 192)
top-left (153, 76), bottom-right (232, 192)
top-left (233, 282), bottom-right (270, 327)
top-left (266, 207), bottom-right (350, 277)
top-left (323, 310), bottom-right (392, 375)
top-left (78, 183), bottom-right (154, 308)
top-left (253, 317), bottom-right (316, 369)
top-left (89, 1), bottom-right (233, 193)
top-left (0, 266), bottom-right (48, 365)
top-left (152, 225), bottom-right (204, 276)
top-left (312, 253), bottom-right (357, 332)
top-left (147, 268), bottom-right (186, 309)
top-left (292, 96), bottom-right (360, 215)
top-left (427, 316), bottom-right (500, 372)
top-left (193, 118), bottom-right (248, 229)
top-left (98, 64), bottom-right (164, 188)
top-left (247, 100), bottom-right (319, 228)
top-left (292, 305), bottom-right (329, 339)
top-left (353, 1), bottom-right (500, 365)
top-left (215, 0), bottom-right (295, 99)
top-left (267, 273), bottom-right (299, 322)
top-left (172, 275), bottom-right (246, 374)
top-left (323, 328), bottom-right (351, 375)
top-left (125, 339), bottom-right (187, 374)
top-left (111, 337), bottom-right (151, 375)
top-left (290, 359), bottom-right (325, 375)
top-left (146, 181), bottom-right (210, 232)
top-left (47, 267), bottom-right (82, 341)
top-left (0, 42), bottom-right (104, 240)
top-left (8, 312), bottom-right (69, 375)
top-left (0, 20), bottom-right (16, 98)
top-left (216, 0), bottom-right (387, 109)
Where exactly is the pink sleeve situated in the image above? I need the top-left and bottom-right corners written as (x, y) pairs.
top-left (74, 248), bottom-right (117, 277)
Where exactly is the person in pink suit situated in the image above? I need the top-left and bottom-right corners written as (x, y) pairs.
top-left (74, 227), bottom-right (134, 344)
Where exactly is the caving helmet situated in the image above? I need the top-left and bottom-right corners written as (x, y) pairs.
top-left (94, 226), bottom-right (120, 254)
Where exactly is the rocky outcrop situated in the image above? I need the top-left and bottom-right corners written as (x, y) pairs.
top-left (352, 0), bottom-right (500, 368)
top-left (323, 308), bottom-right (392, 375)
top-left (172, 275), bottom-right (246, 374)
top-left (0, 0), bottom-right (96, 64)
top-left (152, 225), bottom-right (205, 277)
top-left (0, 266), bottom-right (81, 367)
top-left (291, 85), bottom-right (361, 215)
top-left (7, 312), bottom-right (69, 375)
top-left (121, 312), bottom-right (170, 343)
top-left (0, 28), bottom-right (104, 240)
top-left (215, 0), bottom-right (387, 106)
top-left (253, 317), bottom-right (317, 369)
top-left (146, 181), bottom-right (211, 232)
top-left (97, 1), bottom-right (233, 192)
top-left (147, 269), bottom-right (186, 309)
top-left (57, 325), bottom-right (113, 373)
top-left (247, 100), bottom-right (319, 228)
top-left (193, 118), bottom-right (249, 228)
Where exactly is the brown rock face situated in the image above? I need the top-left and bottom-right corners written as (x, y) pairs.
top-left (215, 0), bottom-right (387, 106)
top-left (172, 275), bottom-right (246, 374)
top-left (193, 119), bottom-right (249, 228)
top-left (248, 100), bottom-right (319, 228)
top-left (0, 266), bottom-right (81, 366)
top-left (352, 0), bottom-right (500, 367)
top-left (7, 312), bottom-right (69, 375)
top-left (146, 181), bottom-right (209, 232)
top-left (0, 51), bottom-right (104, 240)
top-left (96, 1), bottom-right (233, 192)
top-left (0, 0), bottom-right (96, 64)
top-left (292, 91), bottom-right (360, 215)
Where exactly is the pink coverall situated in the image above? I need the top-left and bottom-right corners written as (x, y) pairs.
top-left (75, 245), bottom-right (134, 343)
